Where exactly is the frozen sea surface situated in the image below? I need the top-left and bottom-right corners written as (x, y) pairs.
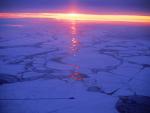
top-left (0, 19), bottom-right (150, 113)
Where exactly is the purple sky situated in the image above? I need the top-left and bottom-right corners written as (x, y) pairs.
top-left (0, 0), bottom-right (150, 14)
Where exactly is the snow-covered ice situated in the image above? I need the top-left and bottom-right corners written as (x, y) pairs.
top-left (0, 19), bottom-right (150, 113)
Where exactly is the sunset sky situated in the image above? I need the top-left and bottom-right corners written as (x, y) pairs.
top-left (1, 0), bottom-right (150, 14)
top-left (0, 0), bottom-right (150, 24)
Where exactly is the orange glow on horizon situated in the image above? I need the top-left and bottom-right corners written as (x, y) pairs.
top-left (0, 12), bottom-right (150, 24)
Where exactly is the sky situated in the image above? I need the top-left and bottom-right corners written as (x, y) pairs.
top-left (0, 0), bottom-right (150, 14)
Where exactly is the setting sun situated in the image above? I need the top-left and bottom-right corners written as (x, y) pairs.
top-left (67, 13), bottom-right (79, 20)
top-left (68, 13), bottom-right (78, 17)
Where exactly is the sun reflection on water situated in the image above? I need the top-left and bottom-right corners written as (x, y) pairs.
top-left (69, 72), bottom-right (84, 81)
top-left (68, 20), bottom-right (85, 81)
top-left (70, 21), bottom-right (80, 56)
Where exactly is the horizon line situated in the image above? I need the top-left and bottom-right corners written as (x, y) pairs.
top-left (0, 12), bottom-right (150, 24)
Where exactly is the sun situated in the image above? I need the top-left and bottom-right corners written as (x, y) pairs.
top-left (68, 13), bottom-right (78, 17)
top-left (67, 13), bottom-right (79, 20)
